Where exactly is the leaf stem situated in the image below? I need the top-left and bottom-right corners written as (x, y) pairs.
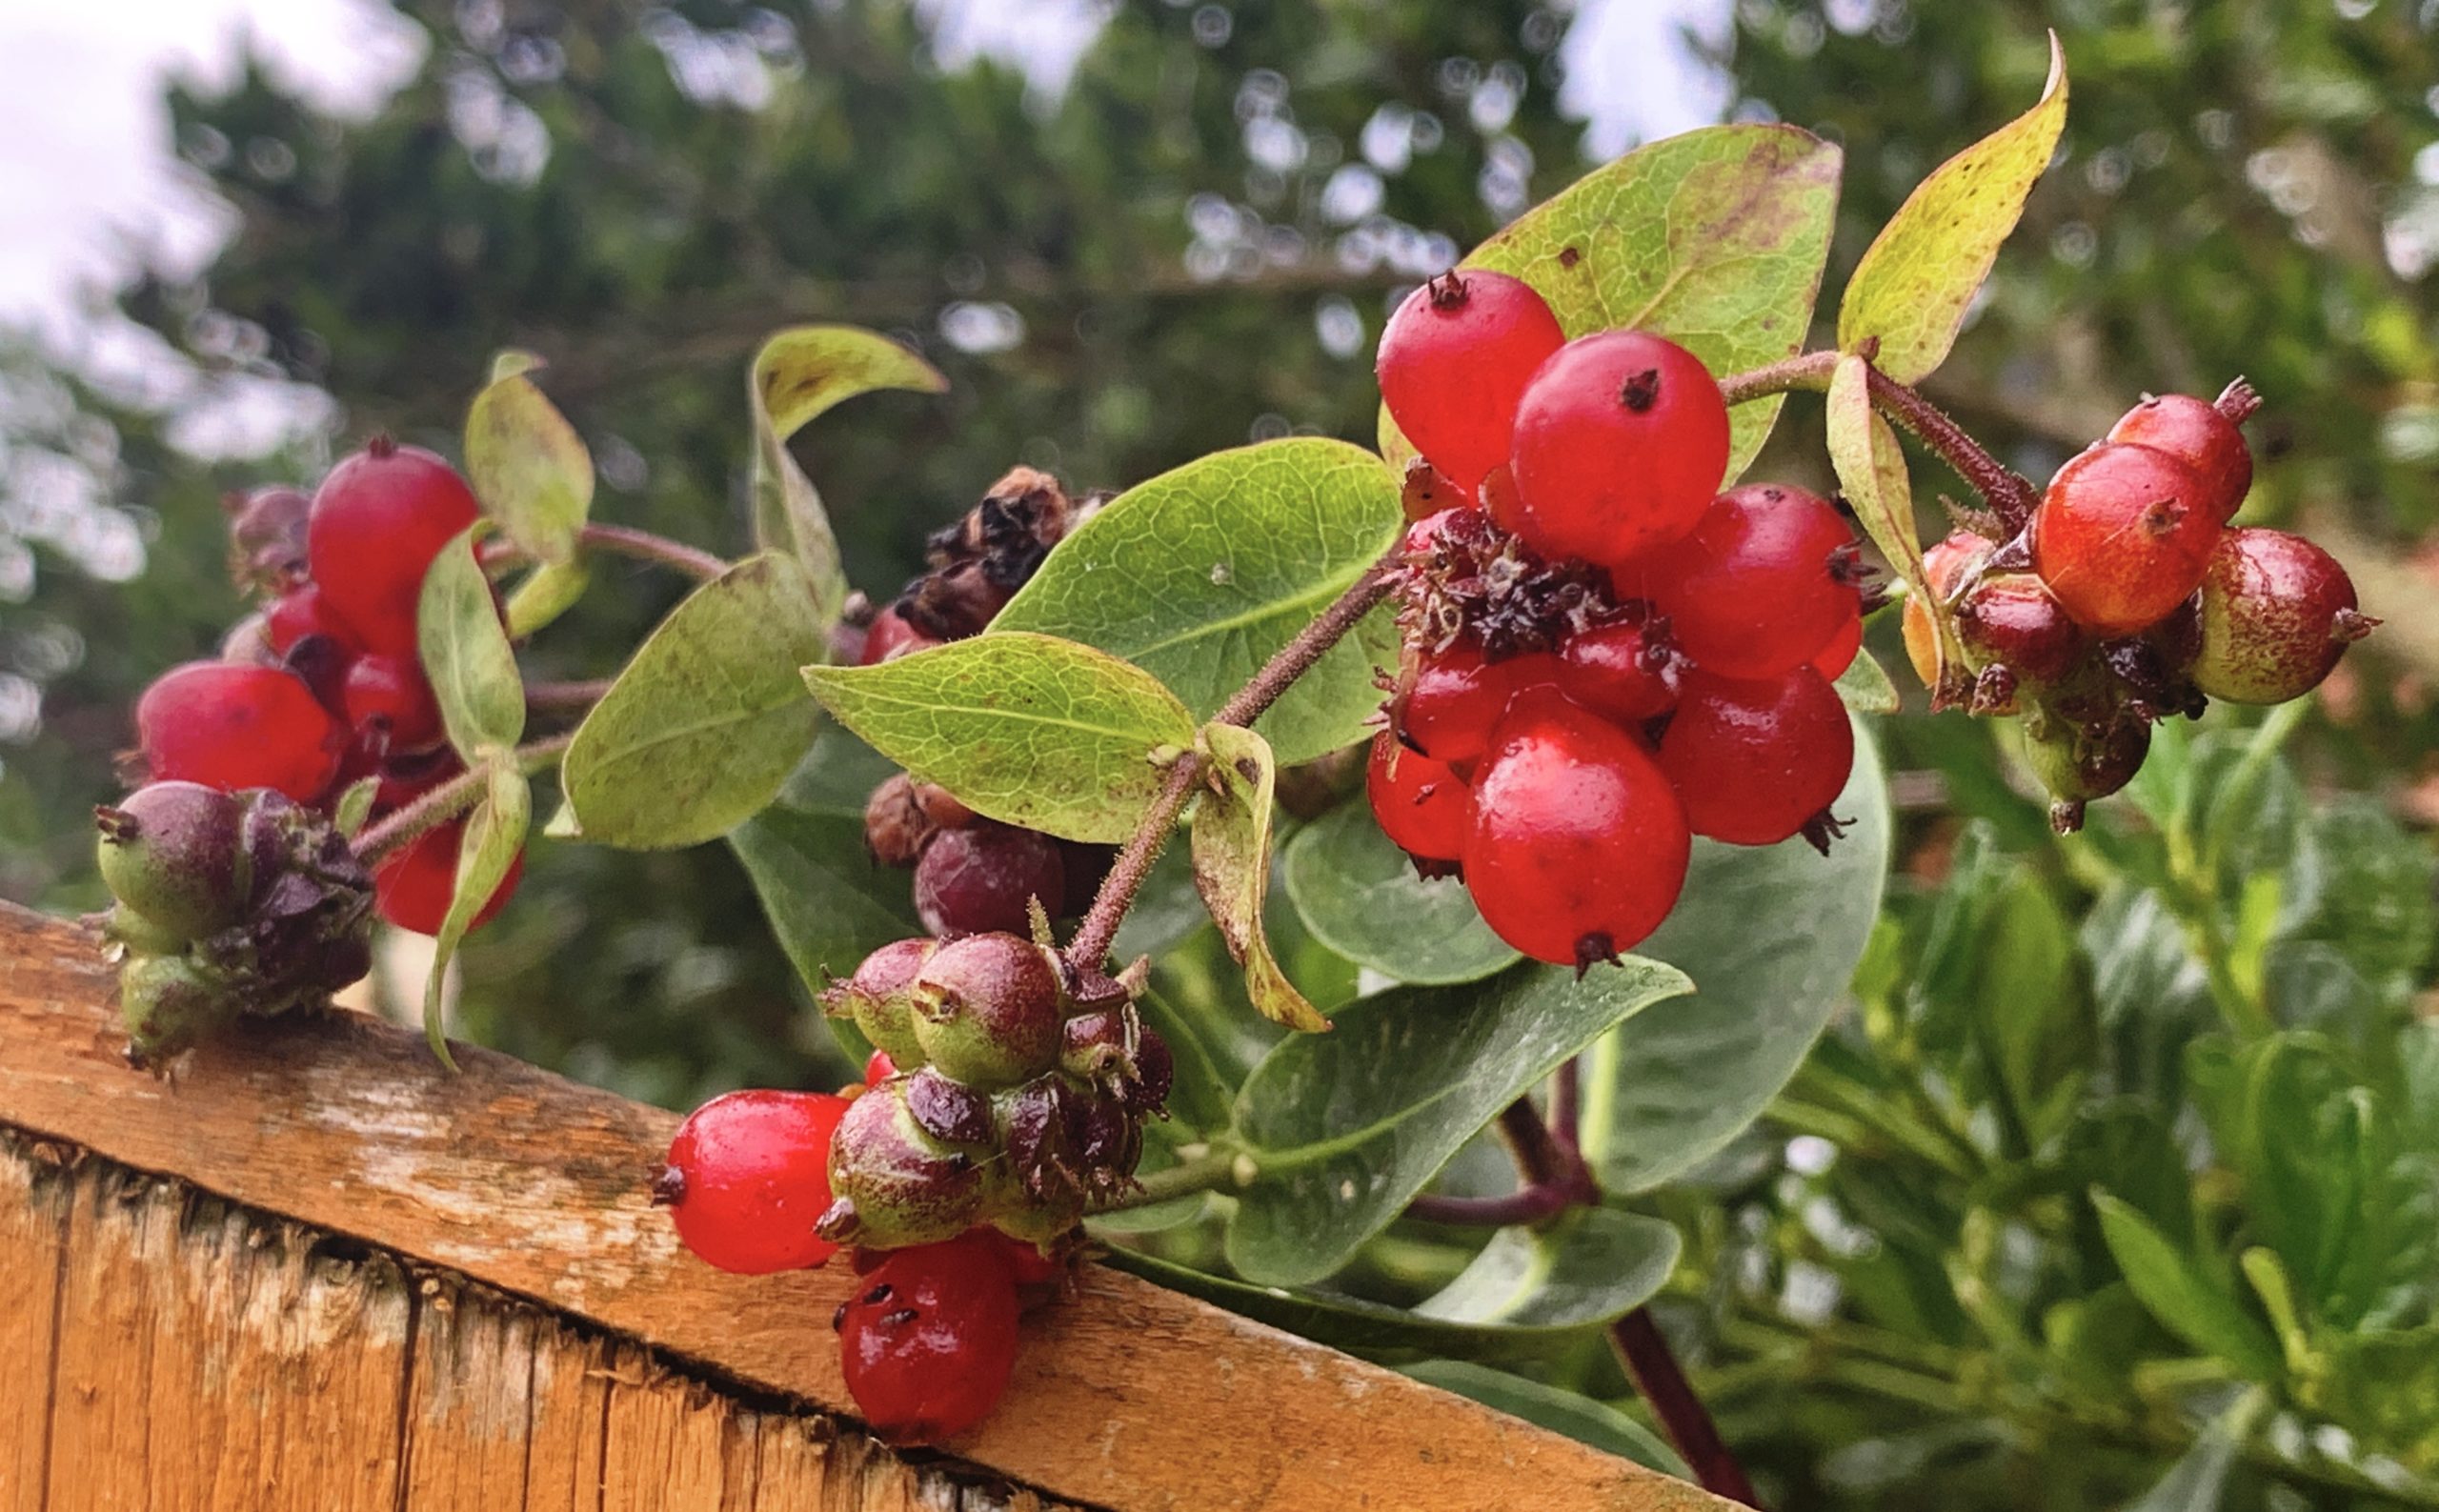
top-left (1609, 1309), bottom-right (1763, 1506)
top-left (353, 733), bottom-right (574, 865)
top-left (524, 678), bottom-right (616, 714)
top-left (577, 523), bottom-right (729, 582)
top-left (1090, 1145), bottom-right (1247, 1213)
top-left (1718, 350), bottom-right (2041, 533)
top-left (1062, 550), bottom-right (1401, 969)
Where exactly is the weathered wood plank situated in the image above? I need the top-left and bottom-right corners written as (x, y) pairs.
top-left (400, 1280), bottom-right (541, 1509)
top-left (0, 1138), bottom-right (69, 1512)
top-left (0, 902), bottom-right (1718, 1512)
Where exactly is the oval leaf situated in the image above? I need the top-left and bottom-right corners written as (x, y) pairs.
top-left (1826, 356), bottom-right (1959, 700)
top-left (1190, 723), bottom-right (1328, 1033)
top-left (1834, 642), bottom-right (1902, 716)
top-left (465, 365), bottom-right (594, 565)
top-left (1226, 958), bottom-right (1691, 1286)
top-left (1399, 1361), bottom-right (1690, 1479)
top-left (1839, 33), bottom-right (2068, 384)
top-left (2092, 1192), bottom-right (2282, 1381)
top-left (994, 439), bottom-right (1402, 767)
top-left (1281, 799), bottom-right (1520, 984)
top-left (503, 559), bottom-right (591, 639)
top-left (1108, 1207), bottom-right (1677, 1363)
top-left (422, 756), bottom-right (531, 1066)
top-left (750, 326), bottom-right (948, 625)
top-left (1456, 124), bottom-right (1843, 480)
top-left (417, 523), bottom-right (524, 760)
top-left (1578, 719), bottom-right (1890, 1193)
top-left (803, 633), bottom-right (1196, 845)
top-left (561, 553), bottom-right (827, 849)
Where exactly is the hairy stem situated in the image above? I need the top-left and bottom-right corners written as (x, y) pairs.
top-left (1718, 350), bottom-right (2040, 533)
top-left (353, 733), bottom-right (574, 865)
top-left (578, 523), bottom-right (729, 581)
top-left (524, 678), bottom-right (615, 714)
top-left (1610, 1310), bottom-right (1763, 1506)
top-left (1063, 550), bottom-right (1401, 968)
top-left (1091, 1145), bottom-right (1246, 1212)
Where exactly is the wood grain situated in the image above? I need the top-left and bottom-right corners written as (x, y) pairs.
top-left (0, 902), bottom-right (1721, 1512)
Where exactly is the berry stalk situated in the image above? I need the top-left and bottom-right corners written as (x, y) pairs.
top-left (1716, 350), bottom-right (2038, 533)
top-left (576, 523), bottom-right (730, 581)
top-left (1061, 548), bottom-right (1402, 970)
top-left (352, 732), bottom-right (574, 864)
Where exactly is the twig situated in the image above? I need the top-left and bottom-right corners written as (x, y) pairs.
top-left (578, 523), bottom-right (729, 581)
top-left (1407, 1098), bottom-right (1598, 1226)
top-left (1610, 1309), bottom-right (1763, 1506)
top-left (523, 678), bottom-right (616, 714)
top-left (353, 733), bottom-right (575, 865)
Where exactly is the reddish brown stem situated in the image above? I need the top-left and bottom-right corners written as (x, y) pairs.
top-left (1609, 1309), bottom-right (1762, 1506)
top-left (353, 733), bottom-right (574, 865)
top-left (579, 523), bottom-right (728, 581)
top-left (524, 678), bottom-right (616, 714)
top-left (1062, 551), bottom-right (1400, 969)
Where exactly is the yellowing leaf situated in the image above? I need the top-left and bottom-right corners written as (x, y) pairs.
top-left (1190, 723), bottom-right (1327, 1033)
top-left (422, 756), bottom-right (531, 1067)
top-left (1840, 33), bottom-right (2068, 383)
top-left (464, 359), bottom-right (593, 565)
top-left (1825, 354), bottom-right (1958, 696)
top-left (417, 523), bottom-right (524, 761)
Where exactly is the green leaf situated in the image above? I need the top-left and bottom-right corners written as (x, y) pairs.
top-left (417, 523), bottom-right (525, 760)
top-left (331, 776), bottom-right (378, 839)
top-left (803, 633), bottom-right (1197, 844)
top-left (1839, 34), bottom-right (2068, 384)
top-left (503, 560), bottom-right (591, 639)
top-left (993, 440), bottom-right (1402, 767)
top-left (422, 756), bottom-right (531, 1067)
top-left (1227, 958), bottom-right (1690, 1286)
top-left (749, 325), bottom-right (947, 625)
top-left (1834, 644), bottom-right (1901, 716)
top-left (1578, 720), bottom-right (1889, 1192)
top-left (1134, 985), bottom-right (1237, 1135)
top-left (2123, 1393), bottom-right (2263, 1512)
top-left (1280, 799), bottom-right (1520, 984)
top-left (2090, 1192), bottom-right (2281, 1380)
top-left (1188, 723), bottom-right (1327, 1033)
top-left (464, 361), bottom-right (593, 565)
top-left (560, 553), bottom-right (826, 849)
top-left (1827, 355), bottom-right (1952, 694)
top-left (1456, 123), bottom-right (1844, 480)
top-left (1398, 1361), bottom-right (1690, 1480)
top-left (1108, 1207), bottom-right (1677, 1361)
top-left (727, 806), bottom-right (923, 997)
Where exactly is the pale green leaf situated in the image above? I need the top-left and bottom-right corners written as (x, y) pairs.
top-left (1834, 644), bottom-right (1902, 716)
top-left (416, 523), bottom-right (524, 760)
top-left (1190, 723), bottom-right (1328, 1033)
top-left (422, 756), bottom-right (530, 1067)
top-left (2092, 1192), bottom-right (2281, 1380)
top-left (503, 560), bottom-right (591, 639)
top-left (465, 365), bottom-right (593, 565)
top-left (1826, 355), bottom-right (1956, 696)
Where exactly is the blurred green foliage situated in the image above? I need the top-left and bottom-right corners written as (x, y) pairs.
top-left (3, 2), bottom-right (2435, 1504)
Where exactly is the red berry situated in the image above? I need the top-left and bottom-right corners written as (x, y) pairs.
top-left (1462, 688), bottom-right (1689, 966)
top-left (341, 655), bottom-right (445, 754)
top-left (1377, 270), bottom-right (1565, 492)
top-left (306, 439), bottom-right (482, 656)
top-left (912, 822), bottom-right (1066, 938)
top-left (1402, 508), bottom-right (1458, 559)
top-left (656, 1090), bottom-right (850, 1275)
top-left (2106, 394), bottom-right (2251, 523)
top-left (1398, 644), bottom-right (1554, 763)
top-left (1953, 573), bottom-right (2085, 686)
top-left (835, 1230), bottom-right (1021, 1443)
top-left (1658, 667), bottom-right (1854, 847)
top-left (860, 607), bottom-right (941, 664)
top-left (263, 583), bottom-right (363, 656)
top-left (863, 1050), bottom-right (898, 1088)
top-left (1507, 332), bottom-right (1730, 570)
top-left (2029, 442), bottom-right (2221, 637)
top-left (1811, 615), bottom-right (1862, 679)
top-left (373, 816), bottom-right (524, 936)
top-left (136, 661), bottom-right (343, 803)
top-left (1637, 484), bottom-right (1860, 678)
top-left (1556, 619), bottom-right (1681, 724)
top-left (2190, 528), bottom-right (2372, 705)
top-left (1366, 732), bottom-right (1473, 863)
top-left (1901, 531), bottom-right (1990, 690)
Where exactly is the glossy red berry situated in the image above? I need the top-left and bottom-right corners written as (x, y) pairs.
top-left (136, 661), bottom-right (342, 803)
top-left (863, 1050), bottom-right (898, 1088)
top-left (1638, 484), bottom-right (1860, 678)
top-left (263, 584), bottom-right (362, 656)
top-left (2190, 528), bottom-right (2372, 705)
top-left (306, 439), bottom-right (482, 656)
top-left (1953, 574), bottom-right (2085, 686)
top-left (373, 816), bottom-right (524, 936)
top-left (341, 655), bottom-right (445, 753)
top-left (860, 608), bottom-right (941, 665)
top-left (2029, 442), bottom-right (2221, 637)
top-left (1377, 270), bottom-right (1565, 492)
top-left (1556, 619), bottom-right (1680, 724)
top-left (656, 1090), bottom-right (850, 1275)
top-left (1811, 615), bottom-right (1862, 679)
top-left (2106, 394), bottom-right (2251, 523)
top-left (1462, 688), bottom-right (1690, 966)
top-left (1366, 732), bottom-right (1473, 863)
top-left (1658, 667), bottom-right (1854, 847)
top-left (835, 1230), bottom-right (1022, 1443)
top-left (1398, 644), bottom-right (1554, 763)
top-left (912, 821), bottom-right (1066, 938)
top-left (1507, 331), bottom-right (1730, 570)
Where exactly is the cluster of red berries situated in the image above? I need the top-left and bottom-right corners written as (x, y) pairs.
top-left (656, 931), bottom-right (1169, 1441)
top-left (1368, 271), bottom-right (1865, 970)
top-left (853, 468), bottom-right (1117, 936)
top-left (1902, 384), bottom-right (2372, 829)
top-left (131, 438), bottom-right (525, 934)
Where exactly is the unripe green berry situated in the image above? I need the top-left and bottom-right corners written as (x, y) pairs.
top-left (908, 932), bottom-right (1064, 1090)
top-left (95, 782), bottom-right (252, 942)
top-left (820, 937), bottom-right (937, 1066)
top-left (119, 954), bottom-right (238, 1068)
top-left (817, 1077), bottom-right (988, 1251)
top-left (2023, 704), bottom-right (2149, 834)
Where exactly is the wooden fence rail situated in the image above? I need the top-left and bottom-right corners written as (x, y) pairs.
top-left (0, 902), bottom-right (1723, 1512)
